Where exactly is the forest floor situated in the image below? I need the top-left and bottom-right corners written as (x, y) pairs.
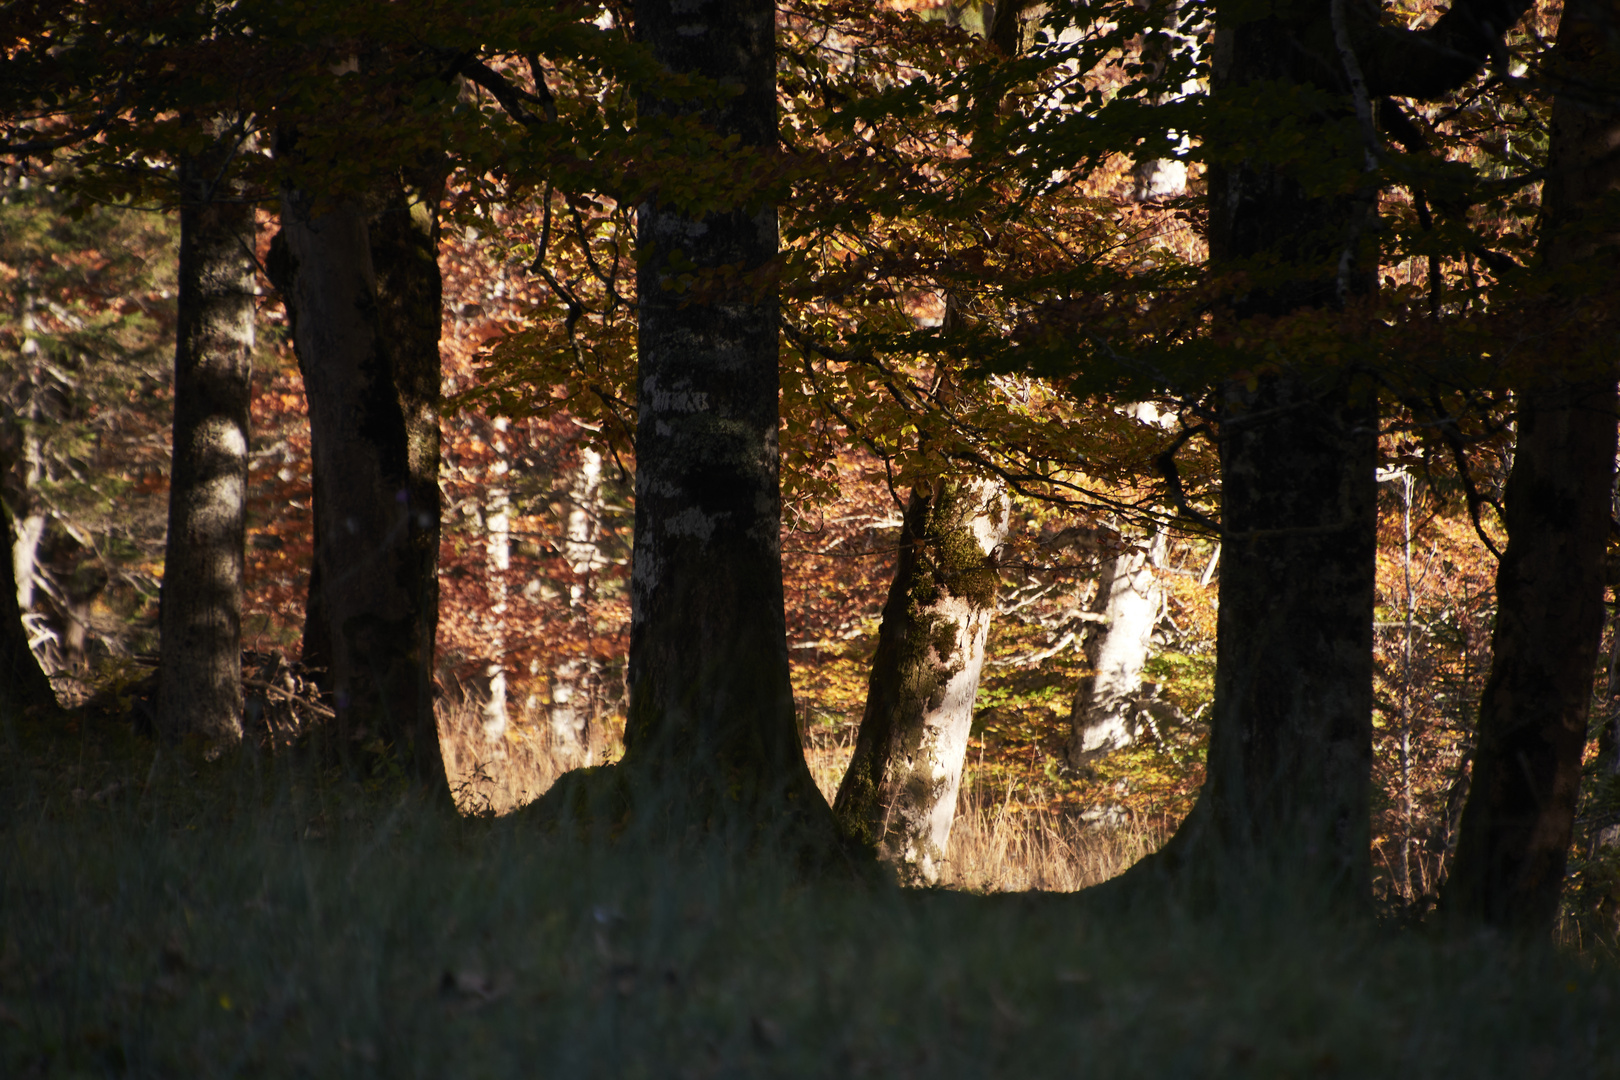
top-left (4, 710), bottom-right (1617, 1078)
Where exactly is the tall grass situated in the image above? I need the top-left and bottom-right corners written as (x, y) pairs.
top-left (3, 714), bottom-right (1617, 1077)
top-left (454, 709), bottom-right (1166, 893)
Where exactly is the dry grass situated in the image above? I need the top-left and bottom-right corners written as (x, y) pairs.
top-left (436, 698), bottom-right (581, 817)
top-left (442, 704), bottom-right (1163, 890)
top-left (937, 785), bottom-right (1167, 892)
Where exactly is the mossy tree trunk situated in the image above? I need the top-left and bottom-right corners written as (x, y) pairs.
top-left (156, 125), bottom-right (257, 745)
top-left (1445, 0), bottom-right (1620, 934)
top-left (833, 479), bottom-right (1008, 880)
top-left (590, 0), bottom-right (837, 843)
top-left (273, 164), bottom-right (448, 796)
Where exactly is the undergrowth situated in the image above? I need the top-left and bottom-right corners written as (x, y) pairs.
top-left (3, 713), bottom-right (1615, 1078)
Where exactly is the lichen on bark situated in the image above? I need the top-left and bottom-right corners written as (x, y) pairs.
top-left (833, 477), bottom-right (1009, 881)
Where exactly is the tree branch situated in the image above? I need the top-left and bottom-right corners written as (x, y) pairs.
top-left (1359, 0), bottom-right (1538, 101)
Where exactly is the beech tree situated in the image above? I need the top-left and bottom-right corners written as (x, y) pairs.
top-left (1077, 0), bottom-right (1542, 903)
top-left (0, 503), bottom-right (56, 723)
top-left (155, 119), bottom-right (257, 745)
top-left (600, 0), bottom-right (839, 839)
top-left (1445, 0), bottom-right (1620, 934)
top-left (273, 165), bottom-right (448, 789)
top-left (833, 478), bottom-right (1008, 879)
top-left (1066, 525), bottom-right (1169, 766)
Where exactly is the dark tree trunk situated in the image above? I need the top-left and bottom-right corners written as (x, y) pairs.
top-left (274, 174), bottom-right (448, 795)
top-left (0, 504), bottom-right (56, 724)
top-left (1115, 2), bottom-right (1381, 901)
top-left (833, 479), bottom-right (1008, 881)
top-left (1445, 0), bottom-right (1620, 933)
top-left (1177, 376), bottom-right (1379, 894)
top-left (156, 132), bottom-right (257, 745)
top-left (545, 0), bottom-right (839, 845)
top-left (366, 171), bottom-right (444, 700)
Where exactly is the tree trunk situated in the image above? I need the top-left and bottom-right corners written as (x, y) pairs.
top-left (544, 0), bottom-right (840, 846)
top-left (1130, 0), bottom-right (1198, 201)
top-left (1117, 4), bottom-right (1382, 901)
top-left (550, 442), bottom-right (604, 766)
top-left (1445, 0), bottom-right (1620, 932)
top-left (833, 478), bottom-right (1009, 881)
top-left (481, 419), bottom-right (511, 742)
top-left (156, 129), bottom-right (257, 745)
top-left (0, 503), bottom-right (57, 723)
top-left (1067, 526), bottom-right (1167, 766)
top-left (366, 168), bottom-right (445, 743)
top-left (1184, 375), bottom-right (1379, 894)
top-left (274, 170), bottom-right (447, 794)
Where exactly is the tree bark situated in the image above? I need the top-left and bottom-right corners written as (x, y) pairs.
top-left (550, 442), bottom-right (604, 766)
top-left (1182, 375), bottom-right (1379, 895)
top-left (1067, 526), bottom-right (1167, 766)
top-left (833, 478), bottom-right (1009, 881)
top-left (274, 170), bottom-right (447, 794)
top-left (1445, 0), bottom-right (1620, 933)
top-left (481, 419), bottom-right (511, 742)
top-left (542, 0), bottom-right (841, 846)
top-left (0, 503), bottom-right (56, 724)
top-left (1113, 1), bottom-right (1382, 902)
top-left (156, 129), bottom-right (257, 745)
top-left (1130, 0), bottom-right (1198, 201)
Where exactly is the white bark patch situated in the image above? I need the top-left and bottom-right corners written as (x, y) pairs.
top-left (665, 506), bottom-right (720, 543)
top-left (643, 376), bottom-right (709, 414)
top-left (906, 597), bottom-right (998, 879)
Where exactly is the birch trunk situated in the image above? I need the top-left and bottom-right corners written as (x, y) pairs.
top-left (1445, 0), bottom-right (1620, 931)
top-left (275, 170), bottom-right (447, 794)
top-left (1067, 527), bottom-right (1167, 765)
top-left (156, 130), bottom-right (257, 744)
top-left (549, 442), bottom-right (603, 765)
top-left (833, 478), bottom-right (1009, 881)
top-left (481, 419), bottom-right (511, 742)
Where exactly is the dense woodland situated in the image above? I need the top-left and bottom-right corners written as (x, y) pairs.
top-left (3, 0), bottom-right (1619, 949)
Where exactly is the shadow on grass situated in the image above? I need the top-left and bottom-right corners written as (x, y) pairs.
top-left (3, 711), bottom-right (1615, 1078)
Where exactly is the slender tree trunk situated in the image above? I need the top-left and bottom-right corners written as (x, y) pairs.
top-left (482, 419), bottom-right (511, 741)
top-left (156, 129), bottom-right (257, 745)
top-left (554, 0), bottom-right (838, 844)
top-left (1067, 526), bottom-right (1167, 766)
top-left (0, 502), bottom-right (56, 723)
top-left (833, 478), bottom-right (1009, 880)
top-left (550, 442), bottom-right (603, 765)
top-left (1395, 471), bottom-right (1417, 901)
top-left (1596, 480), bottom-right (1620, 849)
top-left (274, 171), bottom-right (448, 794)
top-left (1444, 0), bottom-right (1620, 935)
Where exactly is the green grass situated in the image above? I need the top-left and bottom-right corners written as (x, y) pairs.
top-left (3, 719), bottom-right (1616, 1078)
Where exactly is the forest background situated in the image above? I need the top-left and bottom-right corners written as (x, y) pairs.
top-left (8, 0), bottom-right (1620, 1072)
top-left (1, 0), bottom-right (1617, 925)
